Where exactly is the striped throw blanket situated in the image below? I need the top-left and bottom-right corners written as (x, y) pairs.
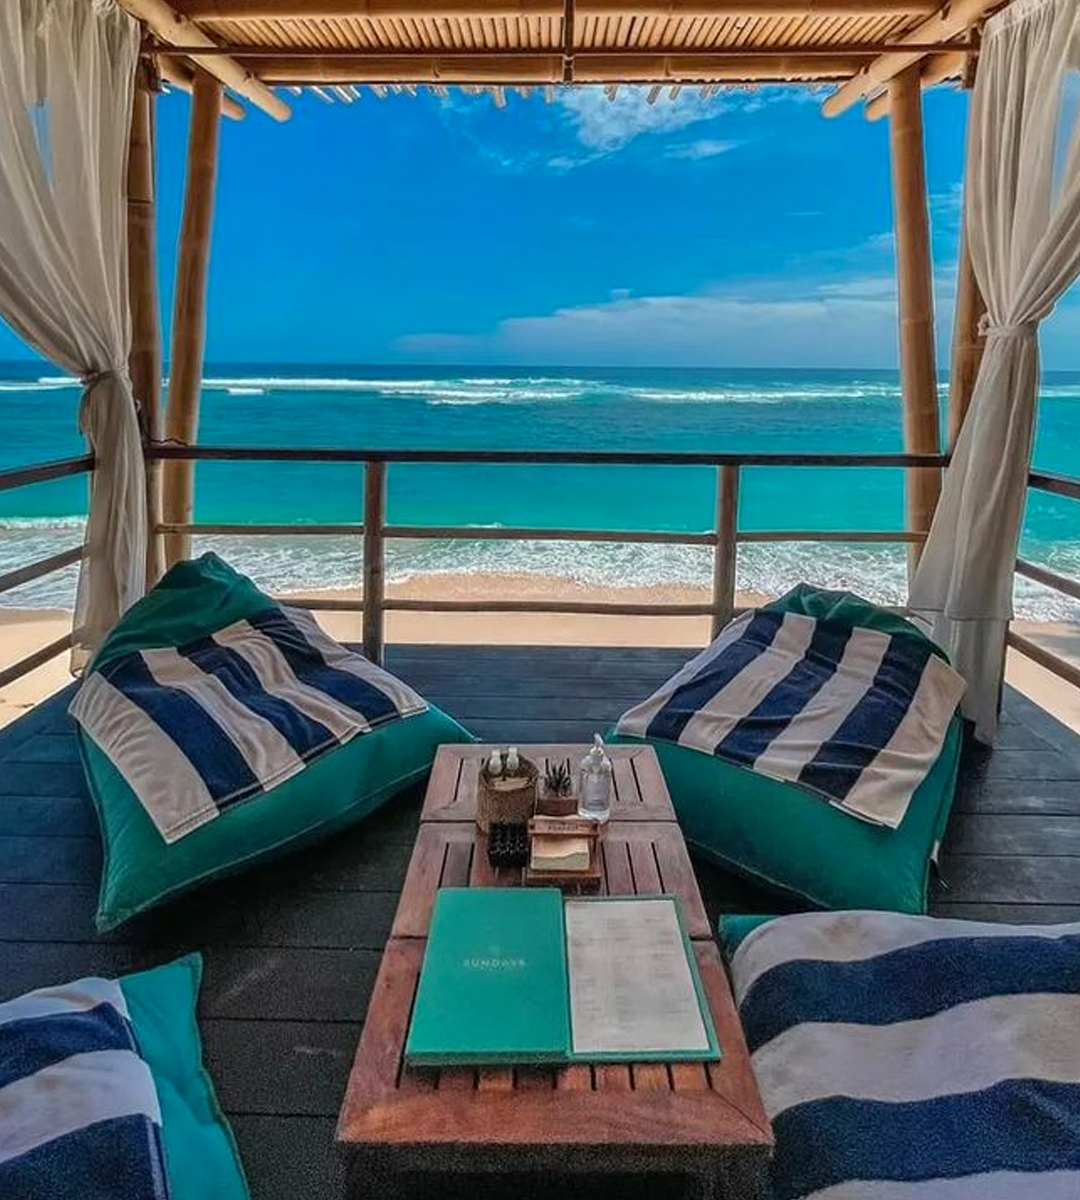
top-left (70, 605), bottom-right (428, 843)
top-left (730, 912), bottom-right (1080, 1200)
top-left (617, 609), bottom-right (965, 827)
top-left (0, 976), bottom-right (166, 1200)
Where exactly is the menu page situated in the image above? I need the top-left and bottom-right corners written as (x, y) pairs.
top-left (564, 897), bottom-right (712, 1057)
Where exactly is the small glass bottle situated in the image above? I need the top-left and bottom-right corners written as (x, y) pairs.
top-left (578, 734), bottom-right (612, 823)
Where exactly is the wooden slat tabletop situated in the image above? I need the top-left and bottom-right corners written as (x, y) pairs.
top-left (421, 743), bottom-right (676, 823)
top-left (339, 742), bottom-right (771, 1194)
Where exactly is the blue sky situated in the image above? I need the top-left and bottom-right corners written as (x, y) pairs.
top-left (2, 82), bottom-right (1078, 368)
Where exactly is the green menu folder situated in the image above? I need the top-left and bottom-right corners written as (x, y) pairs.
top-left (404, 888), bottom-right (720, 1068)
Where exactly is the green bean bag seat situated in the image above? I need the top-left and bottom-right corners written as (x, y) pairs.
top-left (0, 954), bottom-right (247, 1200)
top-left (70, 553), bottom-right (473, 930)
top-left (610, 585), bottom-right (963, 914)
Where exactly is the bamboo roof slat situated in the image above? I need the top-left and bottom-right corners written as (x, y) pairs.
top-left (141, 0), bottom-right (1010, 108)
top-left (821, 0), bottom-right (997, 115)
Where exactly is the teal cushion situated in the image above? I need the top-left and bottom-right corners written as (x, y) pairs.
top-left (717, 915), bottom-right (776, 959)
top-left (122, 955), bottom-right (248, 1200)
top-left (77, 553), bottom-right (474, 930)
top-left (610, 585), bottom-right (963, 915)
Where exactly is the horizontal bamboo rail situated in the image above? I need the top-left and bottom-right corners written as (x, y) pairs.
top-left (0, 547), bottom-right (84, 596)
top-left (1015, 558), bottom-right (1080, 606)
top-left (0, 455), bottom-right (94, 494)
top-left (1005, 471), bottom-right (1080, 696)
top-left (158, 521), bottom-right (365, 536)
top-left (1007, 630), bottom-right (1080, 694)
top-left (1029, 470), bottom-right (1080, 502)
top-left (0, 457), bottom-right (93, 688)
top-left (147, 445), bottom-right (947, 467)
top-left (0, 633), bottom-right (75, 691)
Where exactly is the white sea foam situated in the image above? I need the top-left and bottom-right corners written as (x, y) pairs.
top-left (4, 524), bottom-right (1077, 621)
top-left (3, 371), bottom-right (1077, 410)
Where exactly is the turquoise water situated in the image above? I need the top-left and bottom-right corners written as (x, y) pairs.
top-left (2, 361), bottom-right (1079, 615)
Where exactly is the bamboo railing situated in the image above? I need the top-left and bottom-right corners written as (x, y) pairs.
top-left (5, 445), bottom-right (1080, 703)
top-left (148, 444), bottom-right (944, 663)
top-left (1009, 469), bottom-right (1080, 691)
top-left (0, 454), bottom-right (91, 689)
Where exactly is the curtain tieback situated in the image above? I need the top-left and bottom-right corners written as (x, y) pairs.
top-left (81, 366), bottom-right (130, 389)
top-left (977, 315), bottom-right (1038, 340)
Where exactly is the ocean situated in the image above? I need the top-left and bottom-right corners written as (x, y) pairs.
top-left (3, 361), bottom-right (1079, 618)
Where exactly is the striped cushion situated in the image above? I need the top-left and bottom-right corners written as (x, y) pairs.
top-left (0, 976), bottom-right (166, 1200)
top-left (70, 603), bottom-right (428, 843)
top-left (730, 912), bottom-right (1080, 1200)
top-left (617, 606), bottom-right (965, 827)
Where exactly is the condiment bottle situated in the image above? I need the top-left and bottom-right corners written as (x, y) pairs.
top-left (578, 734), bottom-right (612, 823)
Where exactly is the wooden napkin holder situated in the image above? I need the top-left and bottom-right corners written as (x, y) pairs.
top-left (523, 815), bottom-right (603, 892)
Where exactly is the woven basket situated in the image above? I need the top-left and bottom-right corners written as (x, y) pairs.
top-left (477, 757), bottom-right (538, 832)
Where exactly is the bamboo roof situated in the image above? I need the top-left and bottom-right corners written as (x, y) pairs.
top-left (122, 0), bottom-right (1013, 120)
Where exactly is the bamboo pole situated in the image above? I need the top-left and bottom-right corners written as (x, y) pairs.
top-left (947, 224), bottom-right (987, 451)
top-left (163, 70), bottom-right (223, 568)
top-left (822, 0), bottom-right (998, 117)
top-left (127, 67), bottom-right (166, 589)
top-left (864, 51), bottom-right (964, 120)
top-left (889, 65), bottom-right (941, 572)
top-left (117, 0), bottom-right (290, 120)
top-left (711, 465), bottom-right (739, 638)
top-left (253, 52), bottom-right (869, 83)
top-left (362, 461), bottom-right (387, 664)
top-left (158, 54), bottom-right (247, 120)
top-left (178, 0), bottom-right (943, 15)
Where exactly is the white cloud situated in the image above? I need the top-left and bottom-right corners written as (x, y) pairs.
top-left (396, 276), bottom-right (907, 367)
top-left (664, 138), bottom-right (740, 160)
top-left (392, 246), bottom-right (1013, 368)
top-left (556, 88), bottom-right (723, 152)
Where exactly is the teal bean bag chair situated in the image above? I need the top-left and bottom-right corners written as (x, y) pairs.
top-left (0, 954), bottom-right (247, 1200)
top-left (610, 585), bottom-right (963, 914)
top-left (71, 553), bottom-right (473, 930)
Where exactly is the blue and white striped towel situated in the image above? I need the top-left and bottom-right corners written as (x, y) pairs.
top-left (69, 605), bottom-right (428, 843)
top-left (0, 976), bottom-right (167, 1200)
top-left (616, 609), bottom-right (965, 827)
top-left (730, 911), bottom-right (1080, 1200)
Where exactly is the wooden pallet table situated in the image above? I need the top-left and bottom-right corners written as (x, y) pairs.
top-left (337, 743), bottom-right (773, 1199)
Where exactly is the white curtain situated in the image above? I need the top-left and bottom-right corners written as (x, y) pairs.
top-left (910, 0), bottom-right (1080, 742)
top-left (0, 0), bottom-right (144, 668)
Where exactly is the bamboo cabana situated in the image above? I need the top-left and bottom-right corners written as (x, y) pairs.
top-left (123, 0), bottom-right (1004, 718)
top-left (2, 0), bottom-right (1079, 740)
top-left (6, 4), bottom-right (1080, 1198)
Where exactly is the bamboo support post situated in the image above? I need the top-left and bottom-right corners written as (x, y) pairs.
top-left (947, 224), bottom-right (987, 451)
top-left (889, 66), bottom-right (940, 572)
top-left (163, 70), bottom-right (223, 568)
top-left (158, 54), bottom-right (247, 120)
top-left (864, 52), bottom-right (965, 121)
top-left (711, 465), bottom-right (739, 639)
top-left (363, 461), bottom-right (387, 664)
top-left (127, 66), bottom-right (166, 588)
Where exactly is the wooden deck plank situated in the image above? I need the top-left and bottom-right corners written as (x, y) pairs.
top-left (2, 649), bottom-right (1079, 1200)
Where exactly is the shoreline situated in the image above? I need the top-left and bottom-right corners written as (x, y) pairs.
top-left (3, 571), bottom-right (1080, 734)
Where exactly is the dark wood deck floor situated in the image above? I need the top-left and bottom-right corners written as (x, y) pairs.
top-left (2, 645), bottom-right (1079, 1199)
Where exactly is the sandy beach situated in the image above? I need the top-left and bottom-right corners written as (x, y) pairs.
top-left (3, 573), bottom-right (1080, 734)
